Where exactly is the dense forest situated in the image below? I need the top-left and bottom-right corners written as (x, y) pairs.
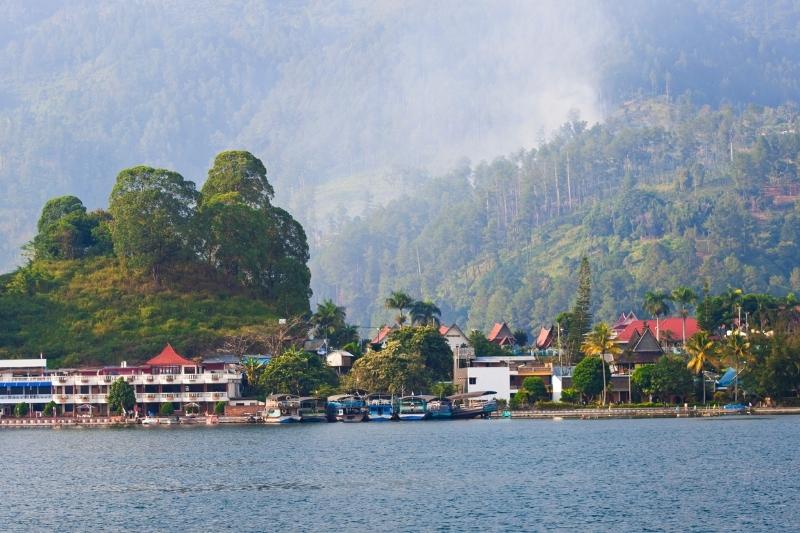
top-left (4, 1), bottom-right (800, 273)
top-left (0, 151), bottom-right (311, 366)
top-left (313, 98), bottom-right (800, 332)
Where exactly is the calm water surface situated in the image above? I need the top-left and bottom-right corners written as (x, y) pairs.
top-left (2, 416), bottom-right (799, 532)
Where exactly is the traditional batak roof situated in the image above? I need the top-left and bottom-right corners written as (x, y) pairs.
top-left (616, 317), bottom-right (699, 343)
top-left (535, 326), bottom-right (554, 350)
top-left (146, 344), bottom-right (196, 367)
top-left (612, 311), bottom-right (638, 333)
top-left (617, 325), bottom-right (664, 365)
top-left (487, 322), bottom-right (515, 346)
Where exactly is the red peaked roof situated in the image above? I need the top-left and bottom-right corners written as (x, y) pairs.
top-left (439, 325), bottom-right (450, 336)
top-left (146, 344), bottom-right (196, 366)
top-left (371, 326), bottom-right (395, 345)
top-left (616, 318), bottom-right (700, 343)
top-left (535, 326), bottom-right (554, 349)
top-left (487, 322), bottom-right (515, 345)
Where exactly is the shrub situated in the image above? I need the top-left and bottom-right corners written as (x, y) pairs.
top-left (214, 401), bottom-right (226, 415)
top-left (560, 388), bottom-right (580, 403)
top-left (522, 377), bottom-right (548, 402)
top-left (14, 402), bottom-right (29, 418)
top-left (159, 402), bottom-right (175, 416)
top-left (43, 400), bottom-right (57, 417)
top-left (535, 401), bottom-right (582, 410)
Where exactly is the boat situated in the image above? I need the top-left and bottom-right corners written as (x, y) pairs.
top-left (298, 397), bottom-right (328, 422)
top-left (397, 395), bottom-right (435, 420)
top-left (327, 393), bottom-right (368, 422)
top-left (427, 396), bottom-right (453, 419)
top-left (141, 416), bottom-right (159, 425)
top-left (264, 394), bottom-right (302, 423)
top-left (366, 393), bottom-right (395, 421)
top-left (447, 391), bottom-right (498, 419)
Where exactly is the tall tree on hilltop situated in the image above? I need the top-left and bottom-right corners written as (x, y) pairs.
top-left (672, 286), bottom-right (698, 347)
top-left (643, 290), bottom-right (671, 342)
top-left (581, 322), bottom-right (621, 405)
top-left (566, 256), bottom-right (592, 363)
top-left (385, 291), bottom-right (413, 326)
top-left (410, 300), bottom-right (442, 327)
top-left (201, 150), bottom-right (274, 210)
top-left (109, 166), bottom-right (198, 284)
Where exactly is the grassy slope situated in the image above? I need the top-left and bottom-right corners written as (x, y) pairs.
top-left (0, 257), bottom-right (278, 367)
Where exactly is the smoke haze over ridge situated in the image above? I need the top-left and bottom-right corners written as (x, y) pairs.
top-left (0, 1), bottom-right (611, 269)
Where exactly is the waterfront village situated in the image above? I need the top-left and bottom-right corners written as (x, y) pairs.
top-left (0, 308), bottom-right (773, 426)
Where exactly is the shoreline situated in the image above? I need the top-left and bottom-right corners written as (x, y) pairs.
top-left (1, 407), bottom-right (799, 427)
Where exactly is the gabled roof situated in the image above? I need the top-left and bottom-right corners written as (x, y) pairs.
top-left (535, 326), bottom-right (554, 349)
top-left (146, 344), bottom-right (195, 367)
top-left (439, 323), bottom-right (467, 338)
top-left (487, 322), bottom-right (515, 345)
top-left (617, 318), bottom-right (699, 343)
top-left (612, 311), bottom-right (638, 331)
top-left (370, 325), bottom-right (396, 345)
top-left (617, 326), bottom-right (663, 365)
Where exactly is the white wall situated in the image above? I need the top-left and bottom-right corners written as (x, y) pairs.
top-left (467, 366), bottom-right (510, 400)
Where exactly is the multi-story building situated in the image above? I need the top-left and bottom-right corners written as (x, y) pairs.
top-left (1, 344), bottom-right (241, 417)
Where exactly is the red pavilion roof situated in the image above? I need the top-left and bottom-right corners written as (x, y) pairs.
top-left (616, 318), bottom-right (700, 343)
top-left (146, 344), bottom-right (195, 367)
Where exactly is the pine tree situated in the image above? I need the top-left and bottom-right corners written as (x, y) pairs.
top-left (566, 256), bottom-right (592, 364)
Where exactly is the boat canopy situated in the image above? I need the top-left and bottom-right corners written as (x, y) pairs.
top-left (448, 390), bottom-right (497, 400)
top-left (328, 394), bottom-right (355, 402)
top-left (399, 395), bottom-right (437, 401)
top-left (267, 394), bottom-right (299, 401)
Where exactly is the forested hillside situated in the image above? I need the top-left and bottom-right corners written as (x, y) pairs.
top-left (4, 1), bottom-right (800, 273)
top-left (313, 99), bottom-right (800, 331)
top-left (0, 151), bottom-right (311, 365)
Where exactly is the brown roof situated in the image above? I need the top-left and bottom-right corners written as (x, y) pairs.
top-left (535, 326), bottom-right (554, 349)
top-left (146, 344), bottom-right (195, 367)
top-left (487, 322), bottom-right (515, 345)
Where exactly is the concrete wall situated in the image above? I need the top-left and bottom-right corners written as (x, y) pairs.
top-left (467, 366), bottom-right (511, 400)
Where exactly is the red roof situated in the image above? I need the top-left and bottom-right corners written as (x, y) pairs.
top-left (616, 318), bottom-right (700, 343)
top-left (146, 344), bottom-right (196, 367)
top-left (371, 326), bottom-right (395, 345)
top-left (439, 325), bottom-right (450, 336)
top-left (487, 322), bottom-right (515, 345)
top-left (535, 326), bottom-right (553, 349)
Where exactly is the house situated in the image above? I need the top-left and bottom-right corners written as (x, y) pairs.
top-left (616, 317), bottom-right (699, 347)
top-left (369, 325), bottom-right (397, 349)
top-left (487, 322), bottom-right (515, 347)
top-left (303, 338), bottom-right (329, 355)
top-left (467, 355), bottom-right (553, 401)
top-left (440, 324), bottom-right (475, 393)
top-left (535, 326), bottom-right (554, 350)
top-left (612, 312), bottom-right (638, 335)
top-left (326, 350), bottom-right (355, 375)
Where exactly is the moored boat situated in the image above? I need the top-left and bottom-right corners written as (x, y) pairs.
top-left (427, 397), bottom-right (453, 419)
top-left (448, 391), bottom-right (498, 419)
top-left (327, 393), bottom-right (368, 422)
top-left (264, 394), bottom-right (302, 423)
top-left (398, 395), bottom-right (435, 420)
top-left (298, 397), bottom-right (328, 422)
top-left (366, 393), bottom-right (395, 421)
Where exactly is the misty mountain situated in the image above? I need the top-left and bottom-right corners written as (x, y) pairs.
top-left (2, 0), bottom-right (800, 276)
top-left (312, 98), bottom-right (800, 332)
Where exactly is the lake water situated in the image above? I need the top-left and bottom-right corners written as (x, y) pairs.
top-left (2, 416), bottom-right (799, 532)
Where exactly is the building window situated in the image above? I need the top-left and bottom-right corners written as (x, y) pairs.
top-left (468, 377), bottom-right (476, 385)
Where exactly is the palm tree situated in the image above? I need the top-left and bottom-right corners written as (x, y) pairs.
top-left (643, 290), bottom-right (671, 342)
top-left (581, 322), bottom-right (621, 405)
top-left (671, 286), bottom-right (697, 347)
top-left (385, 291), bottom-right (413, 326)
top-left (241, 356), bottom-right (265, 395)
top-left (685, 331), bottom-right (718, 404)
top-left (410, 300), bottom-right (441, 326)
top-left (311, 299), bottom-right (346, 339)
top-left (723, 330), bottom-right (751, 402)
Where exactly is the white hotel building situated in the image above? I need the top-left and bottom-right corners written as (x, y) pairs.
top-left (0, 344), bottom-right (241, 417)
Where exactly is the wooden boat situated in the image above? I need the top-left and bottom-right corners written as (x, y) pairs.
top-left (264, 394), bottom-right (302, 424)
top-left (366, 393), bottom-right (395, 421)
top-left (327, 393), bottom-right (368, 422)
top-left (397, 395), bottom-right (435, 420)
top-left (447, 391), bottom-right (498, 419)
top-left (427, 397), bottom-right (453, 419)
top-left (298, 397), bottom-right (328, 422)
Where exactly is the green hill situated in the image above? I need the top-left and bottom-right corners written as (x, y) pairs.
top-left (0, 257), bottom-right (279, 366)
top-left (312, 98), bottom-right (800, 332)
top-left (0, 151), bottom-right (311, 367)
